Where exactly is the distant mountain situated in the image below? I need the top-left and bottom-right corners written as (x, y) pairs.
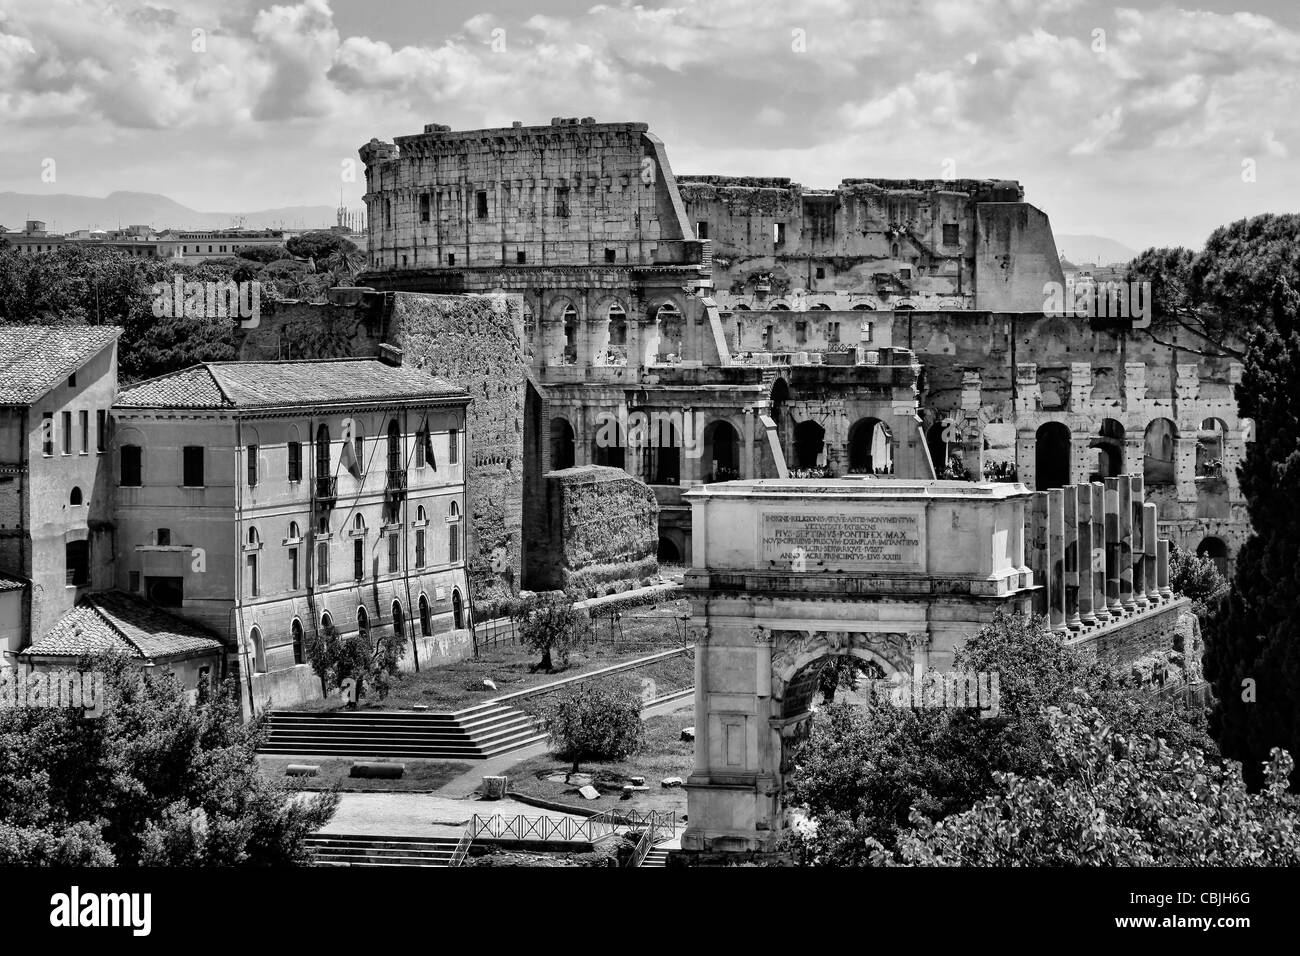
top-left (0, 190), bottom-right (338, 233)
top-left (1055, 234), bottom-right (1140, 267)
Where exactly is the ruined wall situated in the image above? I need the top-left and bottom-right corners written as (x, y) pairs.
top-left (390, 292), bottom-right (528, 607)
top-left (974, 204), bottom-right (1065, 312)
top-left (535, 465), bottom-right (658, 596)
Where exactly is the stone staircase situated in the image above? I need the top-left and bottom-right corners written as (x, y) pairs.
top-left (641, 845), bottom-right (671, 868)
top-left (259, 702), bottom-right (545, 759)
top-left (306, 834), bottom-right (458, 867)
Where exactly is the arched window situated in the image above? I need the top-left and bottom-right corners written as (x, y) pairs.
top-left (608, 304), bottom-right (628, 347)
top-left (246, 528), bottom-right (260, 596)
top-left (550, 418), bottom-right (576, 470)
top-left (392, 601), bottom-right (405, 641)
top-left (248, 527), bottom-right (260, 546)
top-left (416, 505), bottom-right (427, 523)
top-left (452, 589), bottom-right (465, 630)
top-left (848, 418), bottom-right (894, 475)
top-left (69, 487), bottom-right (83, 505)
top-left (289, 521), bottom-right (300, 540)
top-left (291, 618), bottom-right (304, 665)
top-left (448, 501), bottom-right (462, 564)
top-left (320, 611), bottom-right (333, 633)
top-left (792, 420), bottom-right (826, 470)
top-left (419, 595), bottom-right (431, 636)
top-left (1144, 418), bottom-right (1178, 485)
top-left (1036, 422), bottom-right (1072, 490)
top-left (703, 420), bottom-right (741, 482)
top-left (357, 606), bottom-right (370, 642)
top-left (250, 627), bottom-right (266, 674)
top-left (354, 514), bottom-right (366, 533)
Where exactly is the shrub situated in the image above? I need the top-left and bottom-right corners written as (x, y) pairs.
top-left (542, 686), bottom-right (645, 773)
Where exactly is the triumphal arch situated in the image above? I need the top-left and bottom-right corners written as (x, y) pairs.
top-left (678, 475), bottom-right (1186, 858)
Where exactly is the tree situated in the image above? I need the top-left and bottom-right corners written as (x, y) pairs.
top-left (234, 244), bottom-right (290, 264)
top-left (304, 621), bottom-right (407, 704)
top-left (891, 703), bottom-right (1300, 866)
top-left (542, 686), bottom-right (645, 774)
top-left (1204, 276), bottom-right (1300, 789)
top-left (285, 231), bottom-right (358, 263)
top-left (0, 652), bottom-right (337, 866)
top-left (782, 611), bottom-right (1213, 864)
top-left (1169, 543), bottom-right (1230, 621)
top-left (521, 594), bottom-right (581, 673)
top-left (1126, 214), bottom-right (1300, 359)
top-left (818, 657), bottom-right (879, 705)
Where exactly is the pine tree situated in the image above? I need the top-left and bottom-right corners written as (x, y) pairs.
top-left (1204, 278), bottom-right (1300, 788)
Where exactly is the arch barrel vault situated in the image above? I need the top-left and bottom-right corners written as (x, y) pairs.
top-left (677, 475), bottom-right (1187, 861)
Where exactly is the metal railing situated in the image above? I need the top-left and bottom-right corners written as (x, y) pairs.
top-left (469, 812), bottom-right (617, 844)
top-left (315, 475), bottom-right (337, 504)
top-left (624, 810), bottom-right (677, 867)
top-left (449, 823), bottom-right (473, 867)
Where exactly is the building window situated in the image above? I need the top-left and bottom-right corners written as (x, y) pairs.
top-left (291, 619), bottom-right (304, 665)
top-left (316, 541), bottom-right (330, 584)
top-left (773, 222), bottom-right (785, 246)
top-left (943, 223), bottom-right (959, 246)
top-left (69, 487), bottom-right (82, 505)
top-left (419, 194), bottom-right (430, 222)
top-left (419, 595), bottom-right (431, 636)
top-left (65, 540), bottom-right (89, 587)
top-left (315, 423), bottom-right (330, 481)
top-left (78, 410), bottom-right (88, 453)
top-left (605, 248), bottom-right (616, 263)
top-left (448, 428), bottom-right (459, 465)
top-left (247, 552), bottom-right (259, 597)
top-left (448, 501), bottom-right (461, 564)
top-left (96, 410), bottom-right (106, 452)
top-left (415, 529), bottom-right (426, 568)
top-left (129, 570), bottom-right (140, 593)
top-left (386, 420), bottom-right (401, 475)
top-left (452, 589), bottom-right (465, 630)
top-left (900, 267), bottom-right (912, 280)
top-left (696, 221), bottom-right (709, 240)
top-left (157, 528), bottom-right (171, 546)
top-left (120, 445), bottom-right (142, 486)
top-left (554, 186), bottom-right (570, 218)
top-left (448, 253), bottom-right (455, 265)
top-left (516, 250), bottom-right (526, 264)
top-left (387, 533), bottom-right (399, 574)
top-left (353, 539), bottom-right (364, 580)
top-left (320, 611), bottom-right (333, 634)
top-left (250, 627), bottom-right (265, 674)
top-left (475, 191), bottom-right (489, 219)
top-left (61, 412), bottom-right (71, 454)
top-left (815, 267), bottom-right (825, 279)
top-left (42, 412), bottom-right (53, 457)
top-left (183, 446), bottom-right (204, 487)
top-left (247, 444), bottom-right (258, 486)
top-left (68, 372), bottom-right (77, 388)
top-left (288, 441), bottom-right (302, 482)
top-left (289, 546), bottom-right (299, 590)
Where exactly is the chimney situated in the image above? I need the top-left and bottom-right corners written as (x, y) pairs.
top-left (377, 343), bottom-right (404, 367)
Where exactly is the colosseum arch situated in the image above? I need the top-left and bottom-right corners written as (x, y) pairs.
top-left (702, 419), bottom-right (741, 483)
top-left (1091, 418), bottom-right (1125, 480)
top-left (549, 416), bottom-right (576, 471)
top-left (847, 417), bottom-right (893, 475)
top-left (1034, 421), bottom-right (1071, 490)
top-left (1143, 418), bottom-right (1178, 486)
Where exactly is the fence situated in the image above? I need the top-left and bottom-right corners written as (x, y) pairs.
top-left (468, 811), bottom-right (619, 844)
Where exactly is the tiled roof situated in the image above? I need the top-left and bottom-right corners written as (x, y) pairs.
top-left (0, 326), bottom-right (121, 406)
top-left (0, 576), bottom-right (26, 593)
top-left (116, 359), bottom-right (466, 410)
top-left (24, 591), bottom-right (225, 661)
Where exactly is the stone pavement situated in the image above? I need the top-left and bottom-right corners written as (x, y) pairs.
top-left (319, 791), bottom-right (584, 839)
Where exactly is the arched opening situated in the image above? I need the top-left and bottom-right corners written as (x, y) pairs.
top-left (703, 420), bottom-right (741, 483)
top-left (419, 595), bottom-right (431, 637)
top-left (1197, 418), bottom-right (1228, 477)
top-left (562, 305), bottom-right (578, 364)
top-left (550, 417), bottom-right (576, 470)
top-left (606, 303), bottom-right (628, 364)
top-left (291, 618), bottom-right (304, 665)
top-left (848, 417), bottom-right (893, 475)
top-left (852, 303), bottom-right (875, 311)
top-left (793, 420), bottom-right (827, 470)
top-left (809, 303), bottom-right (831, 310)
top-left (357, 606), bottom-right (370, 644)
top-left (592, 421), bottom-right (625, 470)
top-left (654, 303), bottom-right (683, 362)
top-left (320, 611), bottom-right (333, 633)
top-left (250, 626), bottom-right (266, 674)
top-left (392, 600), bottom-right (405, 641)
top-left (1196, 536), bottom-right (1229, 576)
top-left (657, 535), bottom-right (681, 563)
top-left (69, 487), bottom-right (83, 505)
top-left (1143, 418), bottom-right (1178, 485)
top-left (452, 589), bottom-right (465, 630)
top-left (927, 420), bottom-right (950, 477)
top-left (1035, 422), bottom-right (1072, 490)
top-left (1090, 419), bottom-right (1125, 481)
top-left (650, 417), bottom-right (681, 485)
top-left (448, 501), bottom-right (462, 564)
top-left (770, 378), bottom-right (789, 434)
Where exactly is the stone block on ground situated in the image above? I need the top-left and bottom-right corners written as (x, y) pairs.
top-left (482, 775), bottom-right (509, 800)
top-left (681, 726), bottom-right (695, 742)
top-left (578, 785), bottom-right (601, 800)
top-left (286, 764), bottom-right (319, 777)
top-left (349, 762), bottom-right (405, 779)
top-left (660, 777), bottom-right (684, 788)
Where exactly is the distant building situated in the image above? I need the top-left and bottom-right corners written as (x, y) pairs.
top-left (159, 228), bottom-right (298, 262)
top-left (112, 352), bottom-right (473, 713)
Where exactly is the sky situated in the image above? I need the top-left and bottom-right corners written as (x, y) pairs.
top-left (0, 0), bottom-right (1297, 250)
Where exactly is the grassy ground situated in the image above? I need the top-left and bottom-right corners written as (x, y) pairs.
top-left (290, 597), bottom-right (692, 713)
top-left (503, 711), bottom-right (694, 818)
top-left (257, 756), bottom-right (471, 791)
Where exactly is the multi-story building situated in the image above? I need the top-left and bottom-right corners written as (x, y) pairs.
top-left (110, 350), bottom-right (473, 713)
top-left (160, 228), bottom-right (300, 262)
top-left (0, 326), bottom-right (121, 662)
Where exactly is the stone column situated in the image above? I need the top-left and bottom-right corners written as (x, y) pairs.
top-left (1143, 503), bottom-right (1160, 603)
top-left (1104, 478), bottom-right (1122, 616)
top-left (1077, 482), bottom-right (1097, 626)
top-left (1028, 492), bottom-right (1049, 619)
top-left (1090, 482), bottom-right (1110, 623)
top-left (1117, 475), bottom-right (1136, 612)
top-left (1156, 537), bottom-right (1173, 598)
top-left (743, 406), bottom-right (756, 480)
top-left (688, 625), bottom-right (710, 769)
top-left (907, 631), bottom-right (931, 684)
top-left (1048, 488), bottom-right (1066, 633)
top-left (1062, 485), bottom-right (1081, 630)
top-left (1130, 475), bottom-right (1149, 610)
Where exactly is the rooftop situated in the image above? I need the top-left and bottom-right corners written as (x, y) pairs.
top-left (23, 591), bottom-right (225, 661)
top-left (116, 358), bottom-right (469, 411)
top-left (686, 477), bottom-right (1033, 500)
top-left (0, 326), bottom-right (121, 406)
